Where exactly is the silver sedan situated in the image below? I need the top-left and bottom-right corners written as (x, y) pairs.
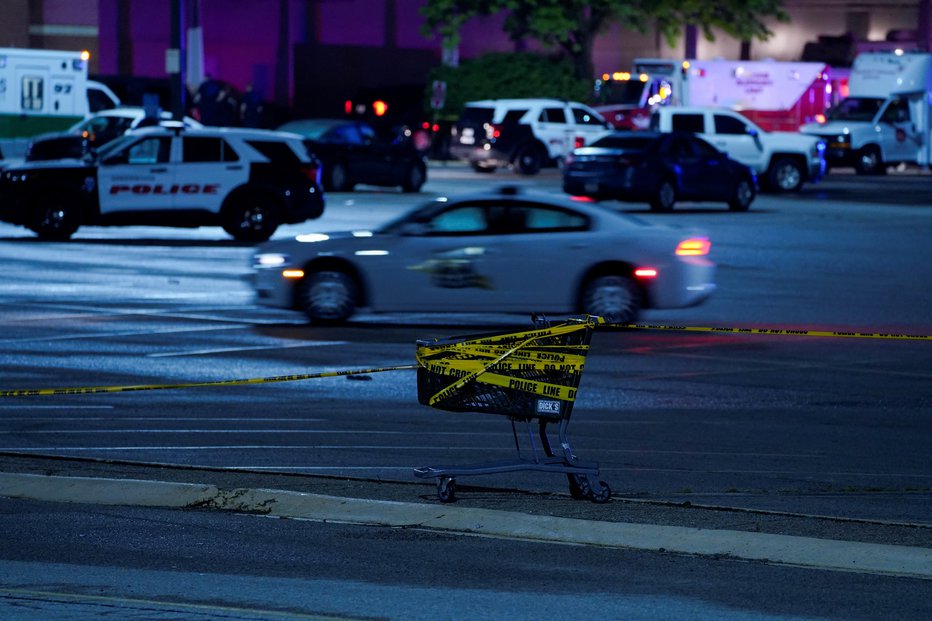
top-left (251, 187), bottom-right (715, 324)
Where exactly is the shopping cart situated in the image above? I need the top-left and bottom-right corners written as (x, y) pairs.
top-left (413, 315), bottom-right (611, 503)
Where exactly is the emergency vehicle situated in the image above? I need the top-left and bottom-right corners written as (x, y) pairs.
top-left (594, 58), bottom-right (834, 133)
top-left (0, 48), bottom-right (119, 159)
top-left (0, 125), bottom-right (324, 241)
top-left (800, 51), bottom-right (932, 174)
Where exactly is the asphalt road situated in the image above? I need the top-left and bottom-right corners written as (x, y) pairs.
top-left (0, 164), bottom-right (930, 619)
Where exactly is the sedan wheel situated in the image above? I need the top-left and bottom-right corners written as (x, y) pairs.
top-left (581, 275), bottom-right (640, 324)
top-left (650, 179), bottom-right (676, 212)
top-left (299, 270), bottom-right (357, 324)
top-left (401, 163), bottom-right (425, 193)
top-left (328, 162), bottom-right (353, 191)
top-left (728, 178), bottom-right (755, 211)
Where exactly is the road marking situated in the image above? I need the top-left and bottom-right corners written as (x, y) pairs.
top-left (147, 341), bottom-right (349, 358)
top-left (2, 472), bottom-right (929, 579)
top-left (0, 406), bottom-right (114, 410)
top-left (0, 325), bottom-right (244, 344)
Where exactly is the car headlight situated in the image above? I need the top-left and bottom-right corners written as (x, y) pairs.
top-left (253, 253), bottom-right (290, 268)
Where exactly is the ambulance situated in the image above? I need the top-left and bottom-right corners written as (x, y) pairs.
top-left (0, 47), bottom-right (119, 159)
top-left (799, 51), bottom-right (932, 174)
top-left (594, 58), bottom-right (834, 133)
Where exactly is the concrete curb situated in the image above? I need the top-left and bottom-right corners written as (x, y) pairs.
top-left (3, 472), bottom-right (930, 580)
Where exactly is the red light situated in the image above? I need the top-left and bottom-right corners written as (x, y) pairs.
top-left (422, 121), bottom-right (430, 129)
top-left (372, 100), bottom-right (388, 117)
top-left (570, 195), bottom-right (594, 202)
top-left (815, 113), bottom-right (827, 124)
top-left (675, 237), bottom-right (711, 256)
top-left (344, 100), bottom-right (353, 115)
top-left (574, 136), bottom-right (585, 149)
top-left (432, 124), bottom-right (440, 132)
top-left (634, 268), bottom-right (658, 278)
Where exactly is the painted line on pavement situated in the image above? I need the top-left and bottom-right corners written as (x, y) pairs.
top-left (0, 472), bottom-right (929, 580)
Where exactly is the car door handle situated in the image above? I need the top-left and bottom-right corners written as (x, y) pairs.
top-left (150, 167), bottom-right (168, 173)
top-left (226, 165), bottom-right (244, 171)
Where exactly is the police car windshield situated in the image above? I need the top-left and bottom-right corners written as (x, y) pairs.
top-left (90, 134), bottom-right (134, 160)
top-left (827, 97), bottom-right (885, 121)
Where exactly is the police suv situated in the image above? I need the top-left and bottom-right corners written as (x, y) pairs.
top-left (0, 125), bottom-right (324, 241)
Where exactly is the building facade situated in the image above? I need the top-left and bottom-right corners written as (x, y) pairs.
top-left (1, 0), bottom-right (928, 117)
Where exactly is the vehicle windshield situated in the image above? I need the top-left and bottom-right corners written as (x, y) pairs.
top-left (87, 134), bottom-right (135, 161)
top-left (277, 120), bottom-right (344, 140)
top-left (593, 80), bottom-right (645, 106)
top-left (827, 97), bottom-right (885, 122)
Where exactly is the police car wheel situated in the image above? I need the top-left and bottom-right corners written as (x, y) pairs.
top-left (222, 195), bottom-right (280, 242)
top-left (300, 270), bottom-right (357, 324)
top-left (581, 275), bottom-right (640, 325)
top-left (30, 197), bottom-right (80, 241)
top-left (513, 144), bottom-right (542, 175)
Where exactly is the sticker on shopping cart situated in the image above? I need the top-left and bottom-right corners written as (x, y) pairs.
top-left (536, 399), bottom-right (562, 415)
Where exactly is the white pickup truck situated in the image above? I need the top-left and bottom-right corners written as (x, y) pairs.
top-left (650, 106), bottom-right (826, 192)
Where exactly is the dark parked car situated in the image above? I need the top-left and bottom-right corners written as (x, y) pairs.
top-left (563, 131), bottom-right (757, 212)
top-left (24, 108), bottom-right (203, 162)
top-left (277, 118), bottom-right (427, 193)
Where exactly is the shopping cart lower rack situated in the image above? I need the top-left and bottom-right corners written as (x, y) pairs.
top-left (413, 315), bottom-right (610, 503)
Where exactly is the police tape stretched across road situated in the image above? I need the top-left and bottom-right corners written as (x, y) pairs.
top-left (0, 321), bottom-right (928, 398)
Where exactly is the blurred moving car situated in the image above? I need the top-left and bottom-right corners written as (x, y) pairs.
top-left (277, 118), bottom-right (427, 193)
top-left (251, 186), bottom-right (715, 324)
top-left (25, 107), bottom-right (203, 162)
top-left (1, 125), bottom-right (323, 241)
top-left (563, 131), bottom-right (757, 212)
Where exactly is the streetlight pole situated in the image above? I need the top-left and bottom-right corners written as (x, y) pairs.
top-left (169, 0), bottom-right (187, 120)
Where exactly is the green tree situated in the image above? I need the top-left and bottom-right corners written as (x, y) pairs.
top-left (421, 0), bottom-right (789, 80)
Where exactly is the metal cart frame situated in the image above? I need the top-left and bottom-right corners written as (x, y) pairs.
top-left (413, 315), bottom-right (610, 503)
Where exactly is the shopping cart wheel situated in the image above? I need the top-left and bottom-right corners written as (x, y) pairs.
top-left (590, 481), bottom-right (612, 504)
top-left (568, 474), bottom-right (591, 500)
top-left (437, 477), bottom-right (456, 503)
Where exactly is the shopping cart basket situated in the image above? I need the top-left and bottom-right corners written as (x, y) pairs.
top-left (413, 315), bottom-right (611, 503)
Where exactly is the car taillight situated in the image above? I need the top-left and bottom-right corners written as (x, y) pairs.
top-left (487, 123), bottom-right (503, 139)
top-left (676, 237), bottom-right (711, 256)
top-left (300, 161), bottom-right (321, 185)
top-left (574, 136), bottom-right (585, 149)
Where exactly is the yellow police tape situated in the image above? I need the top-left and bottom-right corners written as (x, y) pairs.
top-left (0, 365), bottom-right (418, 398)
top-left (1, 320), bottom-right (927, 399)
top-left (416, 319), bottom-right (595, 406)
top-left (621, 324), bottom-right (930, 341)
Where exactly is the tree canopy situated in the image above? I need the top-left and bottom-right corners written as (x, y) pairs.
top-left (421, 0), bottom-right (789, 80)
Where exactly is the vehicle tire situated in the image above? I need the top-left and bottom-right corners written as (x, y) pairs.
top-left (581, 274), bottom-right (641, 324)
top-left (401, 162), bottom-right (426, 193)
top-left (728, 177), bottom-right (755, 211)
top-left (649, 178), bottom-right (676, 212)
top-left (30, 195), bottom-right (81, 241)
top-left (222, 193), bottom-right (280, 242)
top-left (767, 158), bottom-right (804, 192)
top-left (298, 270), bottom-right (357, 324)
top-left (854, 146), bottom-right (886, 175)
top-left (513, 143), bottom-right (543, 175)
top-left (327, 161), bottom-right (354, 191)
top-left (471, 162), bottom-right (496, 174)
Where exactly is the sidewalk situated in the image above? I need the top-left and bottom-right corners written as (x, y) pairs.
top-left (2, 452), bottom-right (930, 579)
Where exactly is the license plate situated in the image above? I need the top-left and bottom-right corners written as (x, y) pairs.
top-left (584, 182), bottom-right (599, 193)
top-left (460, 128), bottom-right (475, 145)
